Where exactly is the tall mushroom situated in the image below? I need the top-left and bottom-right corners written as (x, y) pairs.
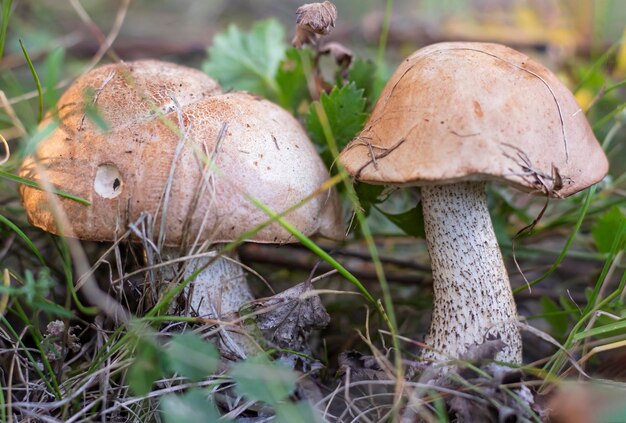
top-left (339, 42), bottom-right (608, 364)
top-left (20, 60), bottom-right (342, 356)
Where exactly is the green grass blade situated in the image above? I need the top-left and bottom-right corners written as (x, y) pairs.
top-left (19, 39), bottom-right (43, 123)
top-left (376, 0), bottom-right (394, 69)
top-left (513, 186), bottom-right (595, 294)
top-left (544, 218), bottom-right (626, 376)
top-left (0, 314), bottom-right (61, 399)
top-left (0, 169), bottom-right (91, 205)
top-left (573, 318), bottom-right (626, 341)
top-left (0, 214), bottom-right (45, 264)
top-left (245, 193), bottom-right (376, 305)
top-left (55, 237), bottom-right (99, 315)
top-left (0, 0), bottom-right (12, 62)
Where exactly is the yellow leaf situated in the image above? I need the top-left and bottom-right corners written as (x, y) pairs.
top-left (575, 88), bottom-right (594, 112)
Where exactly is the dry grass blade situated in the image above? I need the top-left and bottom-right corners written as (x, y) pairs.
top-left (0, 132), bottom-right (8, 165)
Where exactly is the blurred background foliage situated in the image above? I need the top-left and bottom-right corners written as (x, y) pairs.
top-left (3, 0), bottom-right (626, 148)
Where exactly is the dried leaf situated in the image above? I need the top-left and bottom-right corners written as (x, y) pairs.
top-left (337, 351), bottom-right (386, 382)
top-left (253, 281), bottom-right (330, 356)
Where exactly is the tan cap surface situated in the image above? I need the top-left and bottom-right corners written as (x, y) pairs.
top-left (339, 42), bottom-right (608, 198)
top-left (20, 65), bottom-right (342, 245)
top-left (56, 60), bottom-right (222, 133)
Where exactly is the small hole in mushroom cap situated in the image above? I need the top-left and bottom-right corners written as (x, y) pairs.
top-left (94, 164), bottom-right (123, 199)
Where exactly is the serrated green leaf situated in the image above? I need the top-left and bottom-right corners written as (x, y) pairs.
top-left (128, 340), bottom-right (163, 396)
top-left (346, 58), bottom-right (377, 106)
top-left (306, 82), bottom-right (367, 151)
top-left (231, 354), bottom-right (298, 405)
top-left (376, 204), bottom-right (425, 238)
top-left (592, 207), bottom-right (626, 253)
top-left (275, 401), bottom-right (323, 423)
top-left (165, 333), bottom-right (219, 382)
top-left (160, 389), bottom-right (221, 423)
top-left (203, 19), bottom-right (286, 99)
top-left (276, 47), bottom-right (313, 113)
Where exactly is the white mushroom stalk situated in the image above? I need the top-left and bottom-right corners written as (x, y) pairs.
top-left (420, 182), bottom-right (521, 363)
top-left (163, 247), bottom-right (256, 357)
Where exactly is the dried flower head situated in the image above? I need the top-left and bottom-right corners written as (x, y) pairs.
top-left (292, 1), bottom-right (337, 48)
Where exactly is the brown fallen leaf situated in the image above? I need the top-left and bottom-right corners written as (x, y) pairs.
top-left (251, 280), bottom-right (330, 368)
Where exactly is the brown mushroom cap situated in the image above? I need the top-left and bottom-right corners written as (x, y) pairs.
top-left (339, 42), bottom-right (608, 198)
top-left (56, 60), bottom-right (222, 133)
top-left (19, 65), bottom-right (342, 246)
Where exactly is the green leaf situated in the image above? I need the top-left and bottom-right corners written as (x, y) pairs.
top-left (128, 339), bottom-right (163, 396)
top-left (592, 207), bottom-right (626, 253)
top-left (165, 333), bottom-right (219, 382)
top-left (539, 296), bottom-right (569, 337)
top-left (276, 47), bottom-right (313, 113)
top-left (231, 354), bottom-right (298, 405)
top-left (32, 300), bottom-right (74, 318)
top-left (376, 204), bottom-right (425, 238)
top-left (354, 182), bottom-right (385, 215)
top-left (160, 389), bottom-right (221, 423)
top-left (306, 82), bottom-right (367, 151)
top-left (203, 19), bottom-right (286, 99)
top-left (22, 269), bottom-right (53, 304)
top-left (345, 58), bottom-right (377, 106)
top-left (275, 401), bottom-right (323, 423)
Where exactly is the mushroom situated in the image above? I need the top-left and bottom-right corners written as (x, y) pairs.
top-left (339, 42), bottom-right (608, 364)
top-left (20, 60), bottom-right (342, 356)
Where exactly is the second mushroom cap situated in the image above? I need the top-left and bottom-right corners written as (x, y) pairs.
top-left (340, 42), bottom-right (608, 197)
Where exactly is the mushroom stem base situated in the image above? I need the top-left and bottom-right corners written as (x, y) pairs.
top-left (162, 247), bottom-right (257, 358)
top-left (420, 182), bottom-right (522, 364)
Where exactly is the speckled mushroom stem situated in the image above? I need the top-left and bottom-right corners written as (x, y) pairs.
top-left (420, 181), bottom-right (522, 364)
top-left (162, 247), bottom-right (257, 358)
